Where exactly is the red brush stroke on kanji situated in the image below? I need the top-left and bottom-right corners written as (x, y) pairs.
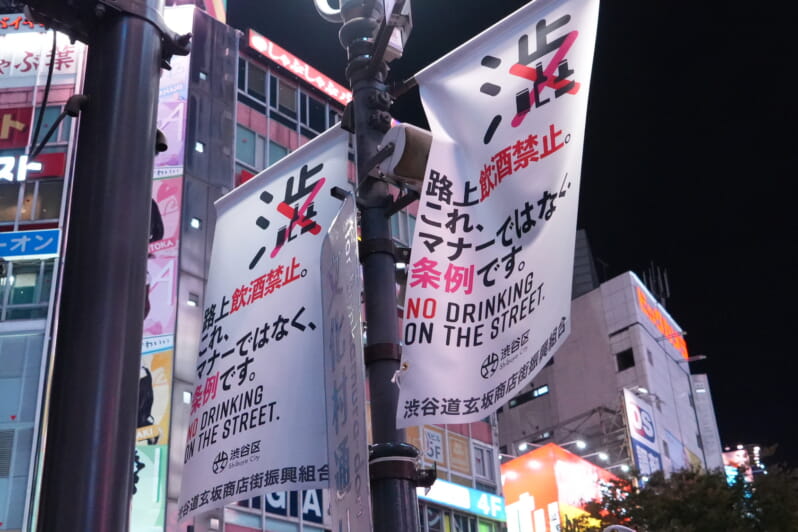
top-left (270, 177), bottom-right (326, 259)
top-left (510, 30), bottom-right (581, 128)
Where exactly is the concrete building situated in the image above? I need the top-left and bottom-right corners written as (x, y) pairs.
top-left (497, 233), bottom-right (724, 480)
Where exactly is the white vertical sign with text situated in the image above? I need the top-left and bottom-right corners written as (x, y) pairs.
top-left (397, 0), bottom-right (599, 427)
top-left (322, 195), bottom-right (373, 532)
top-left (178, 126), bottom-right (350, 522)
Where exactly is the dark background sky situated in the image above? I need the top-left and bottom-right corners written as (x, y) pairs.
top-left (227, 0), bottom-right (797, 466)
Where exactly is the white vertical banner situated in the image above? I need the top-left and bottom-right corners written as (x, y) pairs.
top-left (178, 126), bottom-right (350, 522)
top-left (322, 195), bottom-right (374, 532)
top-left (397, 0), bottom-right (599, 427)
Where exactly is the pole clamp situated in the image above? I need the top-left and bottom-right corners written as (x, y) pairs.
top-left (358, 237), bottom-right (396, 261)
top-left (364, 343), bottom-right (401, 364)
top-left (368, 442), bottom-right (437, 487)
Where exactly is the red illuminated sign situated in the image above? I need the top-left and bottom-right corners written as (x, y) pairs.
top-left (247, 29), bottom-right (352, 106)
top-left (0, 107), bottom-right (32, 150)
top-left (635, 286), bottom-right (688, 359)
top-left (0, 15), bottom-right (45, 32)
top-left (501, 443), bottom-right (622, 532)
top-left (0, 152), bottom-right (66, 182)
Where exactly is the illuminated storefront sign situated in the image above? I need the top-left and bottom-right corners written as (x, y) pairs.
top-left (501, 443), bottom-right (619, 532)
top-left (0, 107), bottom-right (32, 150)
top-left (635, 285), bottom-right (688, 359)
top-left (0, 152), bottom-right (67, 181)
top-left (247, 29), bottom-right (352, 106)
top-left (417, 479), bottom-right (506, 522)
top-left (0, 228), bottom-right (60, 258)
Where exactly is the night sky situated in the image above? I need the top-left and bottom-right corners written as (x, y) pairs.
top-left (226, 1), bottom-right (797, 467)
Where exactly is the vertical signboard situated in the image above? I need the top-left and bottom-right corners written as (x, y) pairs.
top-left (178, 125), bottom-right (350, 522)
top-left (397, 0), bottom-right (599, 426)
top-left (322, 194), bottom-right (373, 532)
top-left (132, 7), bottom-right (194, 530)
top-left (623, 388), bottom-right (663, 479)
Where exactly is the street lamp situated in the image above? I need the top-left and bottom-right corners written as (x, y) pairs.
top-left (581, 451), bottom-right (610, 462)
top-left (517, 439), bottom-right (586, 452)
top-left (607, 463), bottom-right (631, 473)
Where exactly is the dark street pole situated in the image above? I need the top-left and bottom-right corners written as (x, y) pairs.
top-left (36, 1), bottom-right (164, 530)
top-left (337, 1), bottom-right (421, 530)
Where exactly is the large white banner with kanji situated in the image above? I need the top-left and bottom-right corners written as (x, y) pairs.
top-left (178, 126), bottom-right (350, 522)
top-left (397, 0), bottom-right (599, 427)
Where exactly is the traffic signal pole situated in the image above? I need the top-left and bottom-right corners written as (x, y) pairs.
top-left (337, 1), bottom-right (422, 530)
top-left (29, 0), bottom-right (183, 529)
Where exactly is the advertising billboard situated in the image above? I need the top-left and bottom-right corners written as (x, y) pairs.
top-left (397, 0), bottom-right (600, 427)
top-left (723, 449), bottom-right (753, 484)
top-left (178, 125), bottom-right (350, 522)
top-left (623, 389), bottom-right (663, 479)
top-left (632, 278), bottom-right (688, 360)
top-left (501, 443), bottom-right (619, 532)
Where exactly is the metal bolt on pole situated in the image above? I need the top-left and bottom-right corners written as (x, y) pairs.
top-left (337, 1), bottom-right (421, 530)
top-left (32, 0), bottom-right (170, 530)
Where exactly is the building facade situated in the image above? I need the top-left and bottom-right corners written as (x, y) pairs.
top-left (497, 239), bottom-right (724, 481)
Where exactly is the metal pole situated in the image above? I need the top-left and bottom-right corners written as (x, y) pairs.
top-left (338, 1), bottom-right (421, 530)
top-left (37, 1), bottom-right (163, 530)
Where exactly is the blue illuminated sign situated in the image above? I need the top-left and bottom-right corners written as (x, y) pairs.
top-left (0, 229), bottom-right (60, 258)
top-left (417, 479), bottom-right (506, 521)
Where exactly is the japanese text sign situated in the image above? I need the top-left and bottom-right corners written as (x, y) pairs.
top-left (397, 0), bottom-right (599, 426)
top-left (178, 126), bottom-right (350, 522)
top-left (248, 30), bottom-right (352, 106)
top-left (0, 229), bottom-right (59, 258)
top-left (0, 107), bottom-right (31, 150)
top-left (322, 195), bottom-right (373, 532)
top-left (0, 25), bottom-right (84, 88)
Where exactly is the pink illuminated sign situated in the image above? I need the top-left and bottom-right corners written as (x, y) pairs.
top-left (248, 29), bottom-right (352, 106)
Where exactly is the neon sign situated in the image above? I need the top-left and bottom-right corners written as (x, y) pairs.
top-left (635, 286), bottom-right (688, 359)
top-left (0, 152), bottom-right (66, 182)
top-left (247, 29), bottom-right (352, 106)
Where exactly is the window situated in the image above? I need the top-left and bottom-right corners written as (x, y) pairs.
top-left (301, 94), bottom-right (327, 133)
top-left (277, 79), bottom-right (297, 116)
top-left (236, 125), bottom-right (257, 166)
top-left (268, 141), bottom-right (289, 166)
top-left (662, 439), bottom-right (670, 458)
top-left (33, 106), bottom-right (72, 145)
top-left (235, 125), bottom-right (268, 171)
top-left (2, 178), bottom-right (64, 225)
top-left (647, 348), bottom-right (654, 365)
top-left (454, 514), bottom-right (476, 532)
top-left (1, 259), bottom-right (55, 320)
top-left (508, 384), bottom-right (549, 408)
top-left (426, 506), bottom-right (447, 532)
top-left (0, 181), bottom-right (20, 222)
top-left (472, 444), bottom-right (495, 481)
top-left (247, 64), bottom-right (267, 101)
top-left (616, 348), bottom-right (635, 371)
